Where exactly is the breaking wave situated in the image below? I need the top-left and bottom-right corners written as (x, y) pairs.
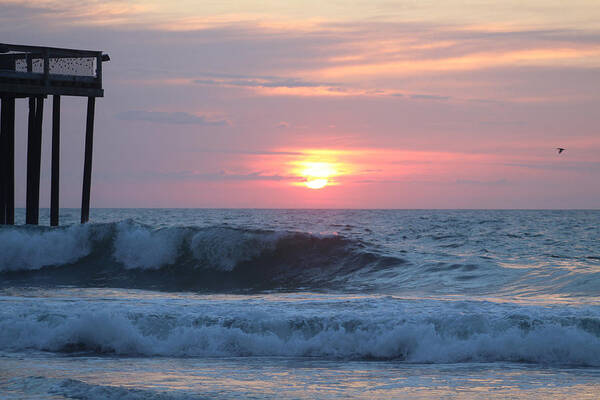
top-left (0, 221), bottom-right (402, 291)
top-left (1, 301), bottom-right (599, 366)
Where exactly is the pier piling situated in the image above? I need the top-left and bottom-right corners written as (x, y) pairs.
top-left (50, 95), bottom-right (60, 226)
top-left (81, 97), bottom-right (95, 224)
top-left (26, 96), bottom-right (43, 224)
top-left (0, 96), bottom-right (15, 224)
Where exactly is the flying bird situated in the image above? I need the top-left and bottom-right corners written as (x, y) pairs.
top-left (556, 148), bottom-right (565, 154)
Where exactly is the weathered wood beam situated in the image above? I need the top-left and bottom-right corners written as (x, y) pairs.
top-left (1, 96), bottom-right (15, 225)
top-left (4, 97), bottom-right (15, 225)
top-left (0, 83), bottom-right (103, 98)
top-left (0, 97), bottom-right (6, 224)
top-left (0, 61), bottom-right (16, 222)
top-left (0, 53), bottom-right (107, 61)
top-left (25, 97), bottom-right (35, 223)
top-left (51, 95), bottom-right (60, 226)
top-left (0, 43), bottom-right (101, 58)
top-left (0, 70), bottom-right (99, 83)
top-left (26, 96), bottom-right (43, 224)
top-left (81, 96), bottom-right (95, 224)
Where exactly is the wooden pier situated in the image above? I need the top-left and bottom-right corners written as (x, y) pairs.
top-left (0, 43), bottom-right (109, 225)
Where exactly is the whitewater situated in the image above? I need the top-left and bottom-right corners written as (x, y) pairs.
top-left (1, 209), bottom-right (599, 399)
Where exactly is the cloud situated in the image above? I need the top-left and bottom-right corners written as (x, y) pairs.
top-left (94, 169), bottom-right (297, 183)
top-left (191, 149), bottom-right (303, 156)
top-left (152, 170), bottom-right (295, 182)
top-left (243, 150), bottom-right (303, 156)
top-left (455, 178), bottom-right (509, 185)
top-left (0, 3), bottom-right (55, 21)
top-left (204, 171), bottom-right (294, 181)
top-left (115, 110), bottom-right (228, 126)
top-left (194, 76), bottom-right (339, 89)
top-left (192, 74), bottom-right (367, 97)
top-left (409, 94), bottom-right (452, 101)
top-left (502, 161), bottom-right (600, 172)
top-left (478, 120), bottom-right (525, 126)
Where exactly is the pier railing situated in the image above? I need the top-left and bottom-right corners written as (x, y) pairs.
top-left (0, 43), bottom-right (108, 97)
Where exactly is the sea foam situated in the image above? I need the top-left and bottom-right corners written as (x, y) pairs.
top-left (0, 224), bottom-right (93, 271)
top-left (1, 297), bottom-right (599, 366)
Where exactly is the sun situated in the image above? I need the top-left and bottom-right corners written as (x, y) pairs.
top-left (286, 151), bottom-right (346, 190)
top-left (305, 178), bottom-right (328, 189)
top-left (300, 162), bottom-right (336, 189)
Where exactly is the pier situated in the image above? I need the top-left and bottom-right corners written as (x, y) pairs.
top-left (0, 43), bottom-right (109, 225)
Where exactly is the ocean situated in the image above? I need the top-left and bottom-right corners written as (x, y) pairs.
top-left (1, 209), bottom-right (599, 399)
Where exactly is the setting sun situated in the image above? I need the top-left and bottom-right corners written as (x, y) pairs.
top-left (300, 162), bottom-right (337, 189)
top-left (305, 178), bottom-right (329, 189)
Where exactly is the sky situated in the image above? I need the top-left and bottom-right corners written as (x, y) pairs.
top-left (1, 0), bottom-right (599, 208)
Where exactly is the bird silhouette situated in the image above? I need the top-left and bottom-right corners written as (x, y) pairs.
top-left (556, 148), bottom-right (565, 154)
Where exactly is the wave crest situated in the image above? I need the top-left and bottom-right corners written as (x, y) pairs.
top-left (0, 224), bottom-right (94, 271)
top-left (0, 222), bottom-right (396, 290)
top-left (2, 303), bottom-right (599, 365)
